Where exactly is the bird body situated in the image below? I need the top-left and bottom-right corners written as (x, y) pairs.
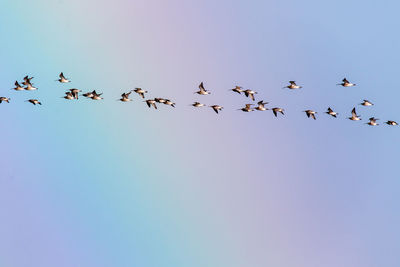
top-left (367, 117), bottom-right (379, 126)
top-left (58, 72), bottom-right (71, 83)
top-left (348, 107), bottom-right (361, 121)
top-left (164, 99), bottom-right (175, 107)
top-left (239, 104), bottom-right (254, 112)
top-left (145, 99), bottom-right (157, 109)
top-left (25, 83), bottom-right (37, 90)
top-left (304, 110), bottom-right (317, 120)
top-left (284, 81), bottom-right (302, 89)
top-left (230, 86), bottom-right (243, 94)
top-left (243, 89), bottom-right (257, 101)
top-left (196, 82), bottom-right (211, 95)
top-left (360, 100), bottom-right (373, 106)
top-left (210, 105), bottom-right (223, 114)
top-left (134, 88), bottom-right (148, 98)
top-left (63, 92), bottom-right (75, 100)
top-left (338, 78), bottom-right (356, 87)
top-left (120, 92), bottom-right (132, 102)
top-left (192, 102), bottom-right (205, 107)
top-left (27, 99), bottom-right (41, 105)
top-left (272, 107), bottom-right (284, 117)
top-left (386, 120), bottom-right (398, 126)
top-left (326, 107), bottom-right (338, 118)
top-left (13, 81), bottom-right (25, 91)
top-left (255, 101), bottom-right (268, 111)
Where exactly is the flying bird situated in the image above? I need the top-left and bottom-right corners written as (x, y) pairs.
top-left (386, 120), bottom-right (398, 126)
top-left (0, 97), bottom-right (10, 103)
top-left (119, 91), bottom-right (133, 102)
top-left (230, 86), bottom-right (243, 94)
top-left (192, 102), bottom-right (206, 107)
top-left (63, 92), bottom-right (75, 100)
top-left (272, 107), bottom-right (284, 117)
top-left (366, 117), bottom-right (379, 126)
top-left (57, 72), bottom-right (71, 83)
top-left (326, 107), bottom-right (338, 118)
top-left (210, 105), bottom-right (223, 114)
top-left (22, 76), bottom-right (34, 86)
top-left (13, 81), bottom-right (25, 91)
top-left (338, 78), bottom-right (356, 87)
top-left (284, 81), bottom-right (302, 89)
top-left (164, 99), bottom-right (175, 107)
top-left (243, 89), bottom-right (257, 101)
top-left (255, 100), bottom-right (268, 111)
top-left (360, 100), bottom-right (373, 106)
top-left (196, 82), bottom-right (211, 95)
top-left (145, 99), bottom-right (157, 109)
top-left (82, 90), bottom-right (96, 98)
top-left (91, 91), bottom-right (103, 100)
top-left (239, 104), bottom-right (254, 112)
top-left (134, 88), bottom-right (148, 98)
top-left (69, 88), bottom-right (81, 99)
top-left (348, 107), bottom-right (361, 121)
top-left (26, 99), bottom-right (41, 105)
top-left (154, 98), bottom-right (166, 103)
top-left (304, 110), bottom-right (317, 120)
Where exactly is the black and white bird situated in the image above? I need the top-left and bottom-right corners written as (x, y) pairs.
top-left (360, 100), bottom-right (373, 106)
top-left (91, 91), bottom-right (103, 100)
top-left (57, 72), bottom-right (71, 83)
top-left (69, 89), bottom-right (81, 99)
top-left (326, 107), bottom-right (338, 118)
top-left (145, 99), bottom-right (157, 109)
top-left (154, 98), bottom-right (166, 104)
top-left (0, 97), bottom-right (10, 103)
top-left (83, 90), bottom-right (96, 98)
top-left (255, 100), bottom-right (268, 111)
top-left (338, 78), bottom-right (356, 87)
top-left (119, 91), bottom-right (133, 102)
top-left (192, 102), bottom-right (206, 107)
top-left (366, 117), bottom-right (379, 126)
top-left (22, 76), bottom-right (34, 86)
top-left (243, 89), bottom-right (257, 101)
top-left (239, 104), bottom-right (254, 112)
top-left (26, 99), bottom-right (41, 105)
top-left (13, 81), bottom-right (25, 91)
top-left (134, 88), bottom-right (148, 99)
top-left (25, 83), bottom-right (37, 91)
top-left (164, 99), bottom-right (175, 107)
top-left (272, 107), bottom-right (284, 117)
top-left (348, 107), bottom-right (361, 121)
top-left (63, 92), bottom-right (75, 100)
top-left (304, 110), bottom-right (317, 120)
top-left (284, 81), bottom-right (302, 90)
top-left (210, 105), bottom-right (223, 114)
top-left (230, 86), bottom-right (243, 94)
top-left (196, 82), bottom-right (211, 95)
top-left (386, 120), bottom-right (398, 126)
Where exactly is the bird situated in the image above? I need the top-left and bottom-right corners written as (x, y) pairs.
top-left (82, 90), bottom-right (96, 98)
top-left (25, 83), bottom-right (37, 91)
top-left (57, 72), bottom-right (71, 83)
top-left (13, 81), bottom-right (25, 91)
top-left (272, 107), bottom-right (284, 117)
top-left (338, 78), bottom-right (356, 87)
top-left (192, 102), bottom-right (206, 107)
top-left (360, 100), bottom-right (374, 106)
top-left (63, 92), bottom-right (75, 100)
top-left (0, 97), bottom-right (10, 103)
top-left (22, 76), bottom-right (34, 86)
top-left (230, 86), bottom-right (243, 94)
top-left (326, 107), bottom-right (338, 118)
top-left (304, 110), bottom-right (317, 120)
top-left (164, 99), bottom-right (175, 107)
top-left (91, 91), bottom-right (103, 100)
top-left (119, 91), bottom-right (133, 102)
top-left (284, 81), bottom-right (302, 89)
top-left (69, 88), bottom-right (81, 99)
top-left (195, 82), bottom-right (211, 95)
top-left (145, 99), bottom-right (157, 109)
top-left (386, 120), bottom-right (398, 126)
top-left (255, 100), bottom-right (268, 111)
top-left (366, 117), bottom-right (379, 126)
top-left (154, 98), bottom-right (166, 103)
top-left (243, 89), bottom-right (257, 101)
top-left (239, 104), bottom-right (254, 112)
top-left (210, 105), bottom-right (223, 114)
top-left (26, 99), bottom-right (41, 105)
top-left (348, 107), bottom-right (361, 121)
top-left (133, 88), bottom-right (148, 98)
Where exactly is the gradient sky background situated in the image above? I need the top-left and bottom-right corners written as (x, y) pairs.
top-left (1, 0), bottom-right (399, 266)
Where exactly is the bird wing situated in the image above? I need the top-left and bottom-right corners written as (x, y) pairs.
top-left (343, 78), bottom-right (349, 83)
top-left (273, 109), bottom-right (277, 117)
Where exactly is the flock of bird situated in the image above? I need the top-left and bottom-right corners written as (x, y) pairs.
top-left (3, 73), bottom-right (398, 126)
